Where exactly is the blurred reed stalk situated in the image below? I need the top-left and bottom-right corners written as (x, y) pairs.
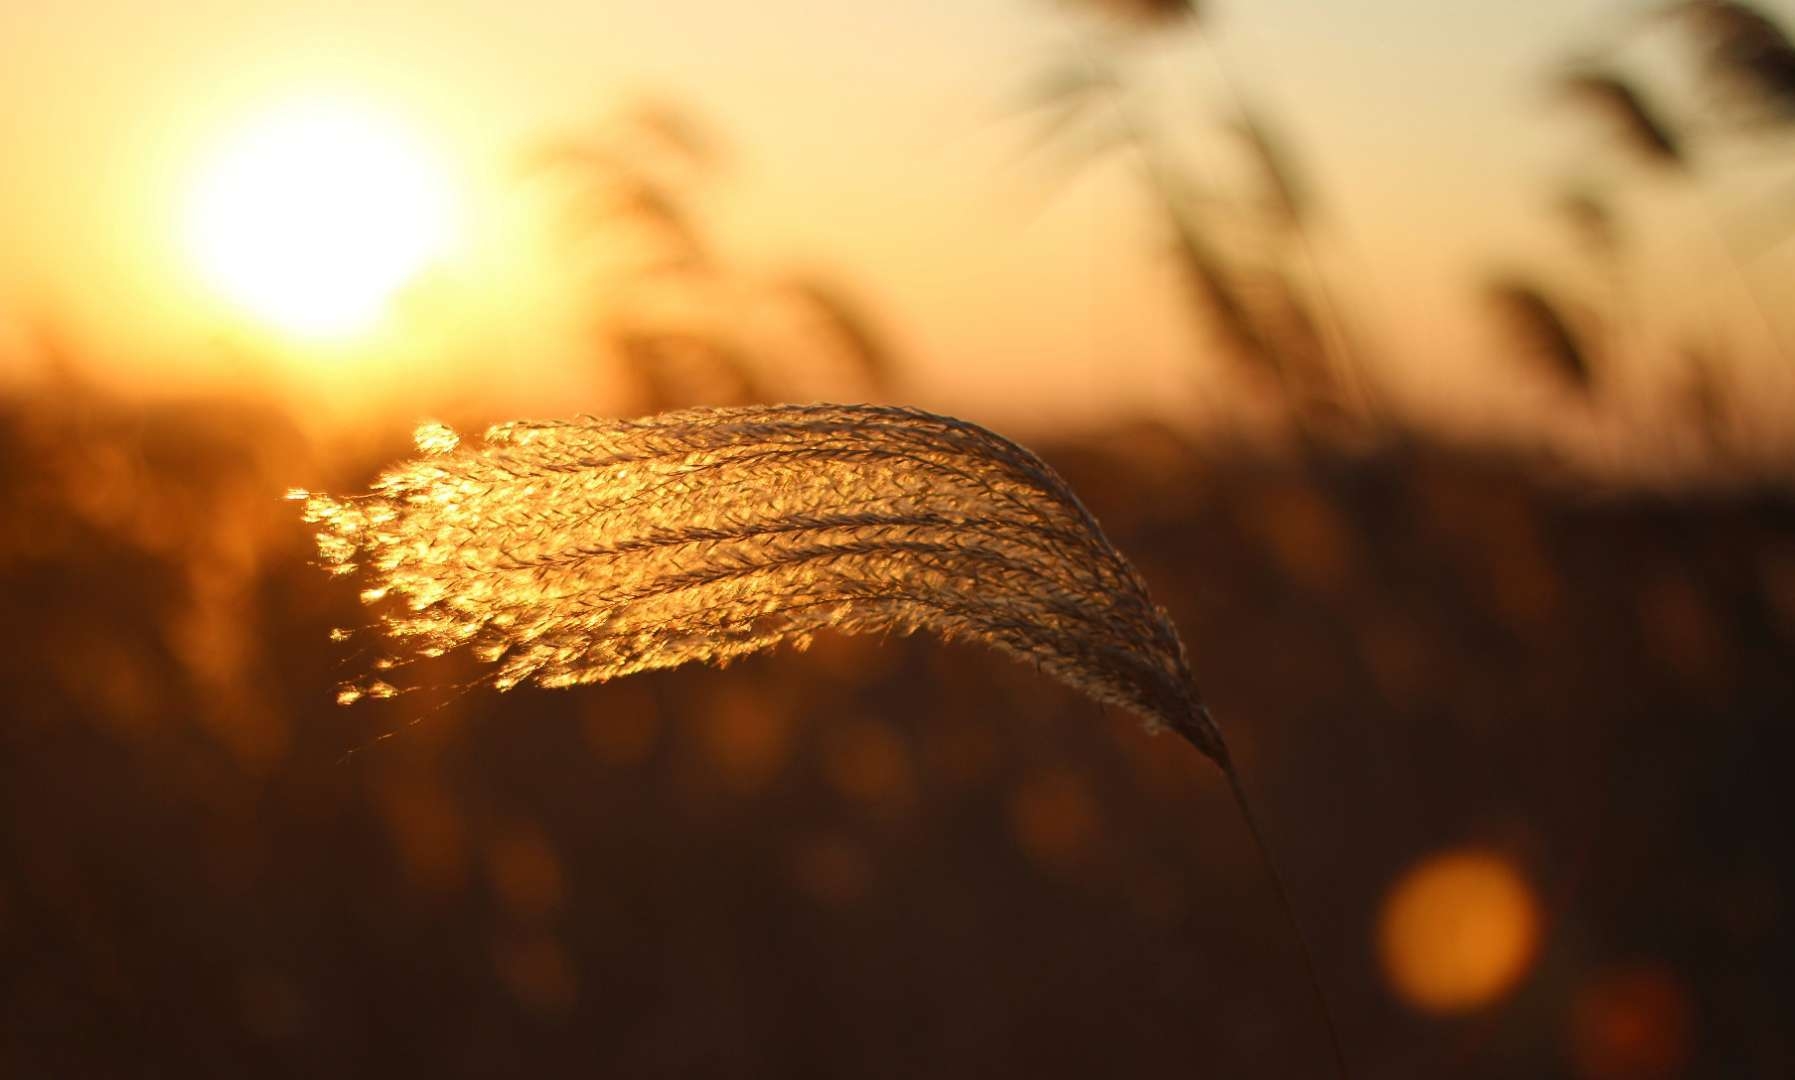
top-left (1185, 7), bottom-right (1386, 429)
top-left (1554, 186), bottom-right (1636, 397)
top-left (1557, 11), bottom-right (1795, 397)
top-left (527, 103), bottom-right (897, 412)
top-left (1550, 182), bottom-right (1744, 455)
top-left (1548, 61), bottom-right (1795, 463)
top-left (1030, 2), bottom-right (1382, 445)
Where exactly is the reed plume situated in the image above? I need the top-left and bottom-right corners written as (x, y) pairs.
top-left (1483, 277), bottom-right (1595, 394)
top-left (1060, 0), bottom-right (1194, 28)
top-left (1556, 68), bottom-right (1686, 168)
top-left (295, 403), bottom-right (1350, 1073)
top-left (293, 404), bottom-right (1224, 760)
top-left (1228, 102), bottom-right (1382, 426)
top-left (1555, 186), bottom-right (1622, 260)
top-left (1544, 34), bottom-right (1795, 419)
top-left (1677, 0), bottom-right (1795, 128)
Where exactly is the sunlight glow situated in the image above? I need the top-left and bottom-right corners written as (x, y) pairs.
top-left (183, 98), bottom-right (457, 339)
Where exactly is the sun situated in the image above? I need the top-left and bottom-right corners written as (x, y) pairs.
top-left (183, 98), bottom-right (458, 339)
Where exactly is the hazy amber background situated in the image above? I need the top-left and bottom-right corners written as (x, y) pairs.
top-left (5, 0), bottom-right (1793, 443)
top-left (3, 2), bottom-right (1793, 1078)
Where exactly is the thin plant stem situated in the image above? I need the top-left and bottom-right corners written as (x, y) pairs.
top-left (1183, 710), bottom-right (1352, 1080)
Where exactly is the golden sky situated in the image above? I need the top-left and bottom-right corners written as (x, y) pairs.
top-left (2, 0), bottom-right (1791, 437)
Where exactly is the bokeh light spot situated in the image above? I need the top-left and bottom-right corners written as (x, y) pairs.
top-left (787, 830), bottom-right (873, 905)
top-left (1377, 847), bottom-right (1542, 1014)
top-left (820, 717), bottom-right (914, 812)
top-left (1007, 767), bottom-right (1102, 871)
top-left (1570, 964), bottom-right (1694, 1080)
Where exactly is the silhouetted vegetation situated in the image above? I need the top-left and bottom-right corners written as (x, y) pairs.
top-left (1018, 3), bottom-right (1377, 443)
top-left (3, 370), bottom-right (1792, 1075)
top-left (527, 104), bottom-right (897, 412)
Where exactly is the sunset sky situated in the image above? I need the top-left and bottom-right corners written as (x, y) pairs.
top-left (3, 0), bottom-right (1791, 436)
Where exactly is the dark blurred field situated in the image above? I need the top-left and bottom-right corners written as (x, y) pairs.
top-left (2, 376), bottom-right (1790, 1078)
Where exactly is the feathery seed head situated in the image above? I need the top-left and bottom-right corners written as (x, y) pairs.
top-left (302, 404), bottom-right (1225, 762)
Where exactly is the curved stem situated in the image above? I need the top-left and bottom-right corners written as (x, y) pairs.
top-left (1184, 717), bottom-right (1351, 1078)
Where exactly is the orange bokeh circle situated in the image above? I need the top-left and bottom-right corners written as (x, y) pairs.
top-left (1378, 847), bottom-right (1543, 1014)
